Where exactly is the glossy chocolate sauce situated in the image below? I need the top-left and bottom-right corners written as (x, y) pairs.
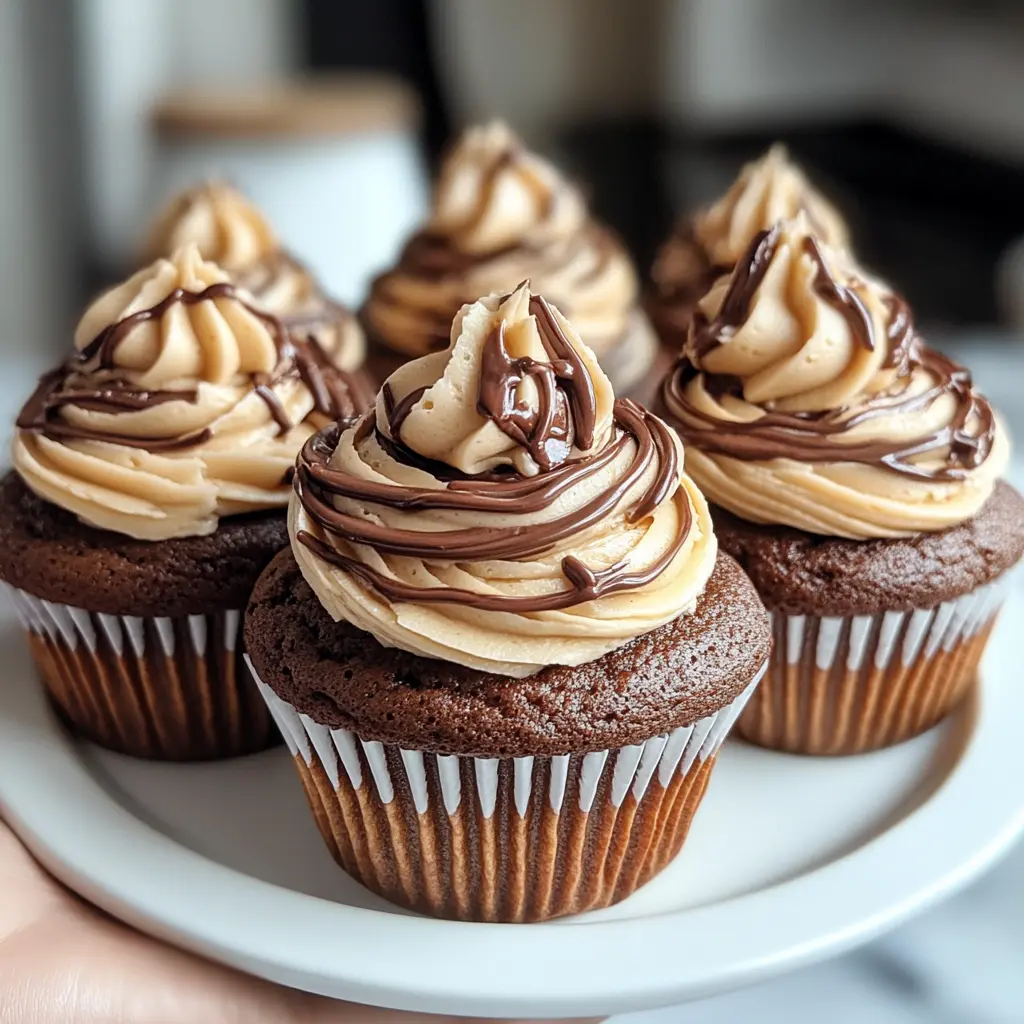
top-left (664, 233), bottom-right (997, 482)
top-left (366, 231), bottom-right (611, 356)
top-left (365, 138), bottom-right (621, 357)
top-left (295, 400), bottom-right (688, 610)
top-left (802, 236), bottom-right (874, 353)
top-left (238, 249), bottom-right (361, 355)
top-left (689, 227), bottom-right (780, 359)
top-left (471, 294), bottom-right (598, 470)
top-left (476, 319), bottom-right (574, 469)
top-left (18, 282), bottom-right (369, 451)
top-left (295, 299), bottom-right (691, 611)
top-left (652, 185), bottom-right (842, 336)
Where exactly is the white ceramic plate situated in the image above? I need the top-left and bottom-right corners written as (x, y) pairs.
top-left (0, 594), bottom-right (1022, 1021)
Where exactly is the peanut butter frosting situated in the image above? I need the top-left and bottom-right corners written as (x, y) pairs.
top-left (147, 182), bottom-right (366, 373)
top-left (292, 283), bottom-right (716, 677)
top-left (364, 122), bottom-right (656, 391)
top-left (662, 217), bottom-right (1008, 540)
top-left (651, 145), bottom-right (849, 332)
top-left (13, 245), bottom-right (362, 541)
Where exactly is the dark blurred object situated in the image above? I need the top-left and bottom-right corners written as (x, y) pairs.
top-left (558, 120), bottom-right (674, 276)
top-left (560, 120), bottom-right (1024, 329)
top-left (301, 0), bottom-right (449, 160)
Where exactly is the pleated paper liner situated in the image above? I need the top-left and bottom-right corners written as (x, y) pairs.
top-left (5, 585), bottom-right (276, 761)
top-left (249, 656), bottom-right (766, 923)
top-left (737, 575), bottom-right (1010, 756)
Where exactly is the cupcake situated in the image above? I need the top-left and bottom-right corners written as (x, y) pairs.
top-left (148, 181), bottom-right (375, 418)
top-left (649, 145), bottom-right (849, 354)
top-left (362, 121), bottom-right (658, 396)
top-left (661, 216), bottom-right (1024, 755)
top-left (245, 282), bottom-right (771, 922)
top-left (0, 244), bottom-right (370, 760)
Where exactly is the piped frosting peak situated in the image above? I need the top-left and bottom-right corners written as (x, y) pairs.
top-left (365, 123), bottom-right (653, 383)
top-left (663, 218), bottom-right (1007, 539)
top-left (292, 283), bottom-right (716, 677)
top-left (13, 246), bottom-right (365, 540)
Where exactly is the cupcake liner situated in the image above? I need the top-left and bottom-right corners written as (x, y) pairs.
top-left (247, 655), bottom-right (766, 922)
top-left (4, 584), bottom-right (275, 760)
top-left (737, 575), bottom-right (1011, 756)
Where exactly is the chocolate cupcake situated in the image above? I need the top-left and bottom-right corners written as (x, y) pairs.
top-left (362, 121), bottom-right (658, 396)
top-left (0, 244), bottom-right (370, 760)
top-left (148, 181), bottom-right (375, 416)
top-left (661, 216), bottom-right (1024, 755)
top-left (649, 145), bottom-right (849, 355)
top-left (246, 282), bottom-right (770, 922)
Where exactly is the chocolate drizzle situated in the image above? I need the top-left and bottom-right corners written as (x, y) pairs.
top-left (689, 228), bottom-right (876, 362)
top-left (688, 228), bottom-right (918, 370)
top-left (651, 164), bottom-right (849, 345)
top-left (883, 293), bottom-right (916, 374)
top-left (382, 383), bottom-right (429, 443)
top-left (365, 132), bottom-right (624, 359)
top-left (239, 249), bottom-right (362, 361)
top-left (689, 227), bottom-right (780, 359)
top-left (16, 366), bottom-right (214, 451)
top-left (664, 231), bottom-right (997, 482)
top-left (18, 281), bottom-right (371, 452)
top-left (666, 352), bottom-right (993, 481)
top-left (295, 396), bottom-right (689, 612)
top-left (471, 295), bottom-right (597, 470)
top-left (479, 321), bottom-right (563, 460)
top-left (293, 337), bottom-right (373, 424)
top-left (802, 236), bottom-right (874, 353)
top-left (377, 293), bottom-right (600, 476)
top-left (367, 227), bottom-right (618, 357)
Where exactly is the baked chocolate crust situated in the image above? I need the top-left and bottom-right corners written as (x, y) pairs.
top-left (0, 472), bottom-right (288, 617)
top-left (245, 548), bottom-right (771, 758)
top-left (714, 480), bottom-right (1024, 617)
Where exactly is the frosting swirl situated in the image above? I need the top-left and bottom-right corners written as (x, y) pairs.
top-left (148, 182), bottom-right (366, 374)
top-left (364, 122), bottom-right (655, 389)
top-left (651, 145), bottom-right (849, 336)
top-left (13, 245), bottom-right (360, 541)
top-left (293, 283), bottom-right (715, 677)
top-left (147, 180), bottom-right (278, 269)
top-left (662, 217), bottom-right (1008, 539)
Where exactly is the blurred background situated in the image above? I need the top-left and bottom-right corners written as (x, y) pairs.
top-left (3, 1), bottom-right (1024, 1020)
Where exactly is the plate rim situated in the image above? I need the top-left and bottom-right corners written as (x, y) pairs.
top-left (1, 602), bottom-right (1023, 1020)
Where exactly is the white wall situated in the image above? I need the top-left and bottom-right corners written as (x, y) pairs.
top-left (432, 0), bottom-right (666, 145)
top-left (0, 0), bottom-right (299, 426)
top-left (893, 11), bottom-right (1024, 162)
top-left (434, 0), bottom-right (1024, 163)
top-left (0, 0), bottom-right (80, 396)
top-left (432, 0), bottom-right (881, 140)
top-left (661, 0), bottom-right (1024, 160)
top-left (0, 1), bottom-right (48, 350)
top-left (660, 0), bottom-right (885, 128)
top-left (74, 0), bottom-right (298, 267)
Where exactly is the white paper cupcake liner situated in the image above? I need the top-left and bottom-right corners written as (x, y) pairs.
top-left (4, 583), bottom-right (275, 760)
top-left (738, 574), bottom-right (1011, 755)
top-left (247, 654), bottom-right (766, 921)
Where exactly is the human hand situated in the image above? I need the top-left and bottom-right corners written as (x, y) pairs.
top-left (0, 820), bottom-right (595, 1024)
